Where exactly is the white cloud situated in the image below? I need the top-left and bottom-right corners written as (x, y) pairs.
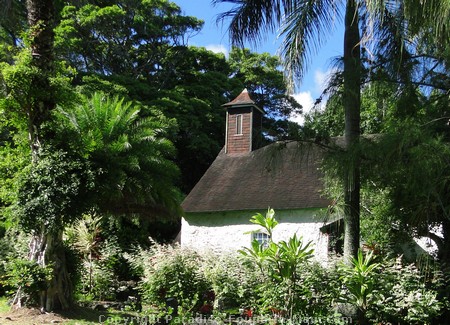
top-left (314, 70), bottom-right (328, 93)
top-left (289, 68), bottom-right (339, 125)
top-left (290, 91), bottom-right (314, 125)
top-left (314, 67), bottom-right (339, 94)
top-left (205, 44), bottom-right (229, 57)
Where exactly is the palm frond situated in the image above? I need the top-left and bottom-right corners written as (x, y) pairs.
top-left (403, 0), bottom-right (450, 46)
top-left (280, 0), bottom-right (344, 88)
top-left (60, 92), bottom-right (181, 220)
top-left (213, 0), bottom-right (288, 47)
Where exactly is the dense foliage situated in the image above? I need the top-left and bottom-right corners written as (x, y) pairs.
top-left (0, 0), bottom-right (449, 318)
top-left (132, 211), bottom-right (447, 324)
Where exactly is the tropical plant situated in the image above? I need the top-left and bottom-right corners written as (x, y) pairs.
top-left (203, 253), bottom-right (261, 311)
top-left (248, 208), bottom-right (278, 238)
top-left (338, 250), bottom-right (380, 324)
top-left (58, 92), bottom-right (181, 220)
top-left (65, 215), bottom-right (102, 297)
top-left (3, 259), bottom-right (53, 307)
top-left (240, 209), bottom-right (315, 320)
top-left (374, 257), bottom-right (446, 324)
top-left (85, 237), bottom-right (122, 301)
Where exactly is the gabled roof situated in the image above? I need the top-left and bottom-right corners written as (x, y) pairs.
top-left (182, 141), bottom-right (330, 213)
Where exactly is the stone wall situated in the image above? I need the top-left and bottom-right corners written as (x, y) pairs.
top-left (181, 208), bottom-right (330, 263)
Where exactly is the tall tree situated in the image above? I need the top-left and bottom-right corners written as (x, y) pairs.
top-left (228, 47), bottom-right (301, 119)
top-left (55, 2), bottom-right (302, 192)
top-left (55, 0), bottom-right (203, 79)
top-left (1, 0), bottom-right (183, 311)
top-left (1, 0), bottom-right (75, 311)
top-left (214, 0), bottom-right (362, 260)
top-left (214, 0), bottom-right (450, 261)
top-left (23, 0), bottom-right (64, 310)
top-left (26, 0), bottom-right (56, 160)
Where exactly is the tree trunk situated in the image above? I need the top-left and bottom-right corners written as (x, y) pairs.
top-left (27, 0), bottom-right (55, 71)
top-left (26, 0), bottom-right (56, 161)
top-left (14, 0), bottom-right (73, 312)
top-left (435, 218), bottom-right (450, 323)
top-left (441, 218), bottom-right (450, 264)
top-left (342, 0), bottom-right (361, 263)
top-left (27, 228), bottom-right (73, 310)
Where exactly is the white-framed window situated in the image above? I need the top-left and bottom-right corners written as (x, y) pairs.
top-left (252, 232), bottom-right (270, 247)
top-left (236, 114), bottom-right (243, 135)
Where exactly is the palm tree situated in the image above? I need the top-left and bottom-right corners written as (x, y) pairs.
top-left (61, 92), bottom-right (181, 220)
top-left (213, 0), bottom-right (450, 262)
top-left (214, 0), bottom-right (361, 261)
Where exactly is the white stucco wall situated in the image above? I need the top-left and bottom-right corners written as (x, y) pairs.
top-left (181, 209), bottom-right (331, 263)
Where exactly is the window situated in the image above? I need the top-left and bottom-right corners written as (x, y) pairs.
top-left (236, 114), bottom-right (243, 135)
top-left (252, 232), bottom-right (270, 247)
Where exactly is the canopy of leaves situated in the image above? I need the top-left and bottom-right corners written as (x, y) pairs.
top-left (58, 92), bottom-right (181, 220)
top-left (55, 0), bottom-right (203, 77)
top-left (15, 149), bottom-right (95, 233)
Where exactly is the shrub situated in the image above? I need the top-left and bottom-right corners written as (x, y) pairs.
top-left (123, 209), bottom-right (447, 325)
top-left (2, 259), bottom-right (53, 306)
top-left (373, 256), bottom-right (447, 324)
top-left (68, 217), bottom-right (125, 302)
top-left (299, 261), bottom-right (342, 319)
top-left (137, 244), bottom-right (211, 318)
top-left (337, 251), bottom-right (447, 324)
top-left (0, 228), bottom-right (31, 296)
top-left (238, 209), bottom-right (341, 322)
top-left (203, 252), bottom-right (261, 311)
top-left (76, 237), bottom-right (121, 301)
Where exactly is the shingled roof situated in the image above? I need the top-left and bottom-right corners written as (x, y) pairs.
top-left (222, 88), bottom-right (265, 113)
top-left (222, 88), bottom-right (255, 106)
top-left (182, 141), bottom-right (330, 213)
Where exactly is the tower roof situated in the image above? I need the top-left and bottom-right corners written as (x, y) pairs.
top-left (223, 89), bottom-right (265, 113)
top-left (223, 89), bottom-right (255, 106)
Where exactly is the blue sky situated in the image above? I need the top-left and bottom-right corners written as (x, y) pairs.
top-left (172, 0), bottom-right (344, 122)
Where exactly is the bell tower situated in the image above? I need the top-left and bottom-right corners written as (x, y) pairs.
top-left (223, 89), bottom-right (265, 155)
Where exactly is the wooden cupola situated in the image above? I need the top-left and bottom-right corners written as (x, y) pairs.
top-left (222, 89), bottom-right (265, 155)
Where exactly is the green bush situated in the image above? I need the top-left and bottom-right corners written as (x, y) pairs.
top-left (68, 217), bottom-right (128, 302)
top-left (0, 228), bottom-right (31, 296)
top-left (137, 245), bottom-right (211, 318)
top-left (2, 259), bottom-right (52, 305)
top-left (120, 209), bottom-right (448, 325)
top-left (203, 253), bottom-right (261, 311)
top-left (75, 237), bottom-right (121, 301)
top-left (299, 261), bottom-right (342, 318)
top-left (372, 256), bottom-right (446, 324)
top-left (337, 250), bottom-right (447, 324)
